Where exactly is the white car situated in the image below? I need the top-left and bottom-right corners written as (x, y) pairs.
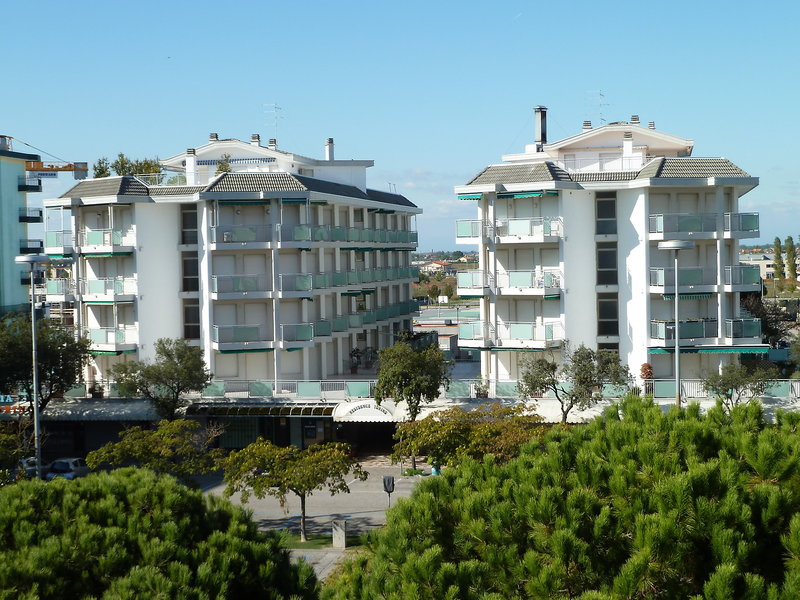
top-left (15, 457), bottom-right (51, 479)
top-left (46, 458), bottom-right (91, 481)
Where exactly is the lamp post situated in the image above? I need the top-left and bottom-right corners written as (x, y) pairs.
top-left (657, 240), bottom-right (695, 408)
top-left (15, 254), bottom-right (74, 479)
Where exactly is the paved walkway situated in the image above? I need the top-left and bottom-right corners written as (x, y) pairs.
top-left (203, 455), bottom-right (425, 580)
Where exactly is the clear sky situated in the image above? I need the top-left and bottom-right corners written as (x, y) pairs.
top-left (4, 1), bottom-right (799, 251)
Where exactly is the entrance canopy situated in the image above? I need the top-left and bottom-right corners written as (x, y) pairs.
top-left (332, 400), bottom-right (395, 423)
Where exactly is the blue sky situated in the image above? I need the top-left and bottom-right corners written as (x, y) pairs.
top-left (4, 1), bottom-right (799, 250)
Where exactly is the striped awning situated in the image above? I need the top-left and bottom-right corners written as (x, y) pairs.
top-left (649, 346), bottom-right (769, 354)
top-left (662, 293), bottom-right (713, 300)
top-left (188, 402), bottom-right (334, 417)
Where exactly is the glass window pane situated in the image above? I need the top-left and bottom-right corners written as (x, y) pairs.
top-left (597, 200), bottom-right (616, 219)
top-left (598, 250), bottom-right (617, 269)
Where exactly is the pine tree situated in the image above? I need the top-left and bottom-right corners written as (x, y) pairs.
top-left (774, 237), bottom-right (785, 292)
top-left (786, 236), bottom-right (797, 292)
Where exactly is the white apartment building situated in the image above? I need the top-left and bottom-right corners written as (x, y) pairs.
top-left (455, 107), bottom-right (764, 382)
top-left (43, 134), bottom-right (420, 387)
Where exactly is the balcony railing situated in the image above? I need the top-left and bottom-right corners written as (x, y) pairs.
top-left (19, 208), bottom-right (43, 223)
top-left (555, 155), bottom-right (652, 172)
top-left (494, 217), bottom-right (563, 239)
top-left (87, 327), bottom-right (137, 345)
top-left (649, 267), bottom-right (716, 287)
top-left (45, 230), bottom-right (73, 248)
top-left (274, 224), bottom-right (418, 244)
top-left (211, 274), bottom-right (271, 294)
top-left (724, 265), bottom-right (761, 286)
top-left (648, 212), bottom-right (759, 235)
top-left (212, 324), bottom-right (271, 344)
top-left (725, 318), bottom-right (761, 338)
top-left (281, 323), bottom-right (314, 342)
top-left (497, 321), bottom-right (564, 342)
top-left (44, 278), bottom-right (74, 296)
top-left (18, 176), bottom-right (42, 192)
top-left (496, 269), bottom-right (562, 289)
top-left (81, 277), bottom-right (137, 296)
top-left (724, 213), bottom-right (759, 234)
top-left (19, 239), bottom-right (43, 254)
top-left (279, 273), bottom-right (313, 292)
top-left (78, 228), bottom-right (135, 247)
top-left (650, 319), bottom-right (718, 341)
top-left (457, 270), bottom-right (486, 289)
top-left (456, 220), bottom-right (484, 238)
top-left (211, 224), bottom-right (272, 244)
top-left (314, 320), bottom-right (332, 336)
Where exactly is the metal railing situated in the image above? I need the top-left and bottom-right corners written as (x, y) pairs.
top-left (87, 327), bottom-right (137, 345)
top-left (724, 265), bottom-right (761, 286)
top-left (80, 277), bottom-right (137, 296)
top-left (650, 319), bottom-right (718, 341)
top-left (78, 228), bottom-right (136, 247)
top-left (211, 224), bottom-right (271, 244)
top-left (211, 274), bottom-right (271, 294)
top-left (212, 324), bottom-right (272, 344)
top-left (555, 155), bottom-right (653, 172)
top-left (494, 217), bottom-right (563, 239)
top-left (45, 231), bottom-right (73, 248)
top-left (43, 278), bottom-right (75, 295)
top-left (495, 269), bottom-right (562, 289)
top-left (649, 267), bottom-right (716, 287)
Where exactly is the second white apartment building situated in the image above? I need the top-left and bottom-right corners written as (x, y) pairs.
top-left (44, 134), bottom-right (420, 386)
top-left (455, 107), bottom-right (764, 382)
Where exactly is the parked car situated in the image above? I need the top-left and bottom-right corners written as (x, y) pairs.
top-left (46, 458), bottom-right (91, 481)
top-left (14, 457), bottom-right (51, 479)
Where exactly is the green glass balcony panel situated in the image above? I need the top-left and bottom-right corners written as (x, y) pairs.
top-left (202, 382), bottom-right (225, 397)
top-left (602, 384), bottom-right (628, 398)
top-left (652, 269), bottom-right (666, 286)
top-left (507, 323), bottom-right (532, 339)
top-left (496, 381), bottom-right (520, 397)
top-left (739, 214), bottom-right (759, 231)
top-left (347, 229), bottom-right (360, 242)
top-left (459, 322), bottom-right (481, 339)
top-left (508, 220), bottom-right (530, 236)
top-left (678, 269), bottom-right (703, 285)
top-left (295, 274), bottom-right (313, 291)
top-left (362, 229), bottom-right (375, 242)
top-left (332, 272), bottom-right (347, 286)
top-left (314, 320), bottom-right (332, 336)
top-left (509, 271), bottom-right (534, 287)
top-left (46, 232), bottom-right (61, 246)
top-left (297, 382), bottom-right (321, 397)
top-left (545, 323), bottom-right (554, 340)
top-left (347, 272), bottom-right (360, 284)
top-left (89, 329), bottom-right (106, 343)
top-left (295, 324), bottom-right (314, 341)
top-left (234, 276), bottom-right (260, 292)
top-left (446, 380), bottom-right (471, 398)
top-left (346, 381), bottom-right (371, 398)
top-left (234, 326), bottom-right (261, 342)
top-left (543, 219), bottom-right (552, 236)
top-left (88, 280), bottom-right (106, 294)
top-left (457, 221), bottom-right (479, 237)
top-left (362, 311), bottom-right (376, 324)
top-left (331, 227), bottom-right (346, 241)
top-left (348, 314), bottom-right (363, 328)
top-left (764, 381), bottom-right (790, 397)
top-left (65, 383), bottom-right (87, 397)
top-left (332, 317), bottom-right (348, 331)
top-left (292, 225), bottom-right (311, 241)
top-left (231, 227), bottom-right (256, 242)
top-left (388, 231), bottom-right (399, 243)
top-left (652, 322), bottom-right (667, 339)
top-left (398, 267), bottom-right (409, 278)
top-left (680, 321), bottom-right (705, 338)
top-left (677, 215), bottom-right (702, 233)
top-left (361, 270), bottom-right (374, 283)
top-left (653, 380), bottom-right (676, 398)
top-left (543, 271), bottom-right (555, 287)
top-left (741, 320), bottom-right (761, 337)
top-left (377, 230), bottom-right (388, 242)
top-left (376, 307), bottom-right (389, 321)
top-left (742, 268), bottom-right (760, 284)
top-left (374, 270), bottom-right (386, 281)
top-left (652, 215), bottom-right (664, 232)
top-left (312, 226), bottom-right (330, 241)
top-left (46, 280), bottom-right (62, 294)
top-left (114, 279), bottom-right (125, 294)
top-left (249, 381), bottom-right (273, 397)
top-left (389, 305), bottom-right (400, 317)
top-left (86, 231), bottom-right (105, 245)
top-left (313, 274), bottom-right (330, 289)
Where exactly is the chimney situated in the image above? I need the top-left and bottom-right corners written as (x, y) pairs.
top-left (623, 132), bottom-right (633, 157)
top-left (534, 106), bottom-right (547, 151)
top-left (648, 121), bottom-right (656, 129)
top-left (0, 135), bottom-right (10, 151)
top-left (209, 133), bottom-right (219, 141)
top-left (631, 115), bottom-right (640, 125)
top-left (250, 133), bottom-right (261, 146)
top-left (582, 120), bottom-right (592, 130)
top-left (268, 138), bottom-right (277, 150)
top-left (185, 148), bottom-right (197, 185)
top-left (325, 137), bottom-right (335, 160)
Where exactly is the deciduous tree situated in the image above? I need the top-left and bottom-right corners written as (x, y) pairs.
top-left (787, 235), bottom-right (797, 292)
top-left (702, 362), bottom-right (780, 413)
top-left (219, 440), bottom-right (366, 542)
top-left (93, 153), bottom-right (161, 177)
top-left (518, 344), bottom-right (630, 423)
top-left (774, 236), bottom-right (786, 292)
top-left (86, 419), bottom-right (224, 483)
top-left (111, 338), bottom-right (212, 420)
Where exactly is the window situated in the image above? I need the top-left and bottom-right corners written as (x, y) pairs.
top-left (183, 300), bottom-right (200, 339)
top-left (595, 192), bottom-right (617, 235)
top-left (182, 252), bottom-right (199, 292)
top-left (597, 293), bottom-right (619, 336)
top-left (597, 242), bottom-right (618, 285)
top-left (181, 206), bottom-right (198, 245)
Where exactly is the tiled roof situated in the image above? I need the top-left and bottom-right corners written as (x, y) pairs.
top-left (571, 171), bottom-right (639, 182)
top-left (205, 172), bottom-right (306, 192)
top-left (60, 177), bottom-right (149, 198)
top-left (148, 185), bottom-right (204, 196)
top-left (467, 162), bottom-right (568, 185)
top-left (364, 188), bottom-right (417, 208)
top-left (637, 157), bottom-right (751, 179)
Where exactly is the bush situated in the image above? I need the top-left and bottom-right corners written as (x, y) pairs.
top-left (324, 396), bottom-right (800, 599)
top-left (0, 468), bottom-right (318, 599)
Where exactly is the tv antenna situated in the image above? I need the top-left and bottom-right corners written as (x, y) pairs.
top-left (587, 90), bottom-right (610, 125)
top-left (264, 102), bottom-right (284, 137)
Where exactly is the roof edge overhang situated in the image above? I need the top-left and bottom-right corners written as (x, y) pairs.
top-left (543, 123), bottom-right (695, 153)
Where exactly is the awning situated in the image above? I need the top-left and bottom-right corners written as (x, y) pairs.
top-left (218, 200), bottom-right (271, 206)
top-left (457, 193), bottom-right (482, 200)
top-left (90, 349), bottom-right (136, 356)
top-left (648, 346), bottom-right (769, 354)
top-left (218, 348), bottom-right (274, 354)
top-left (662, 293), bottom-right (713, 300)
top-left (333, 400), bottom-right (396, 422)
top-left (280, 198), bottom-right (309, 205)
top-left (81, 252), bottom-right (132, 257)
top-left (189, 402), bottom-right (334, 417)
top-left (39, 399), bottom-right (157, 421)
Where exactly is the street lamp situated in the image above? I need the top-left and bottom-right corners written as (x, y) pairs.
top-left (657, 240), bottom-right (695, 408)
top-left (15, 254), bottom-right (73, 479)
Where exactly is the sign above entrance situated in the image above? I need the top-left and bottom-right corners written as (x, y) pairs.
top-left (332, 400), bottom-right (395, 423)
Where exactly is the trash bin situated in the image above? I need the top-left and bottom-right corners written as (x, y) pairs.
top-left (431, 462), bottom-right (440, 476)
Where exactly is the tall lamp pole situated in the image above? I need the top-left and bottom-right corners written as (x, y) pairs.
top-left (657, 241), bottom-right (695, 408)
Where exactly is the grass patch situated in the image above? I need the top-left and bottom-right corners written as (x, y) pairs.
top-left (283, 532), bottom-right (365, 550)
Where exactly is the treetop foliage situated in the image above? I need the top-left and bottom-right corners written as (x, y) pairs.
top-left (325, 396), bottom-right (800, 599)
top-left (703, 362), bottom-right (781, 413)
top-left (93, 153), bottom-right (161, 178)
top-left (0, 468), bottom-right (318, 599)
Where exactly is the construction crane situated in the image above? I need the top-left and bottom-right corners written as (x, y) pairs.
top-left (0, 135), bottom-right (88, 179)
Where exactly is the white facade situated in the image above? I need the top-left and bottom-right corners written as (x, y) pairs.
top-left (44, 135), bottom-right (421, 386)
top-left (455, 108), bottom-right (763, 382)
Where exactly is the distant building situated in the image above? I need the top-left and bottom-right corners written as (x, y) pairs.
top-left (420, 260), bottom-right (453, 275)
top-left (454, 107), bottom-right (764, 382)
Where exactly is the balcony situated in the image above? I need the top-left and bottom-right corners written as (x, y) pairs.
top-left (648, 212), bottom-right (759, 240)
top-left (273, 224), bottom-right (418, 247)
top-left (87, 327), bottom-right (138, 351)
top-left (19, 208), bottom-right (43, 223)
top-left (19, 239), bottom-right (43, 254)
top-left (211, 274), bottom-right (272, 299)
top-left (458, 320), bottom-right (564, 349)
top-left (649, 267), bottom-right (716, 292)
top-left (78, 228), bottom-right (135, 253)
top-left (456, 220), bottom-right (485, 242)
top-left (725, 318), bottom-right (761, 340)
top-left (80, 277), bottom-right (137, 301)
top-left (457, 270), bottom-right (488, 295)
top-left (314, 320), bottom-right (332, 337)
top-left (494, 217), bottom-right (563, 244)
top-left (45, 230), bottom-right (74, 254)
top-left (210, 224), bottom-right (271, 247)
top-left (278, 273), bottom-right (313, 295)
top-left (650, 319), bottom-right (718, 343)
top-left (495, 270), bottom-right (562, 296)
top-left (724, 265), bottom-right (761, 291)
top-left (18, 176), bottom-right (42, 192)
top-left (280, 323), bottom-right (314, 344)
top-left (211, 324), bottom-right (273, 351)
top-left (44, 278), bottom-right (75, 299)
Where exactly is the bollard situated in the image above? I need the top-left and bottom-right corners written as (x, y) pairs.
top-left (332, 519), bottom-right (347, 548)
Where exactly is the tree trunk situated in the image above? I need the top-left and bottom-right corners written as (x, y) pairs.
top-left (299, 494), bottom-right (307, 542)
top-left (411, 454), bottom-right (417, 471)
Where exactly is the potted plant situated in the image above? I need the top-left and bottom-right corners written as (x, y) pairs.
top-left (349, 348), bottom-right (363, 374)
top-left (89, 382), bottom-right (105, 399)
top-left (640, 363), bottom-right (654, 395)
top-left (364, 347), bottom-right (378, 369)
top-left (474, 377), bottom-right (489, 398)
